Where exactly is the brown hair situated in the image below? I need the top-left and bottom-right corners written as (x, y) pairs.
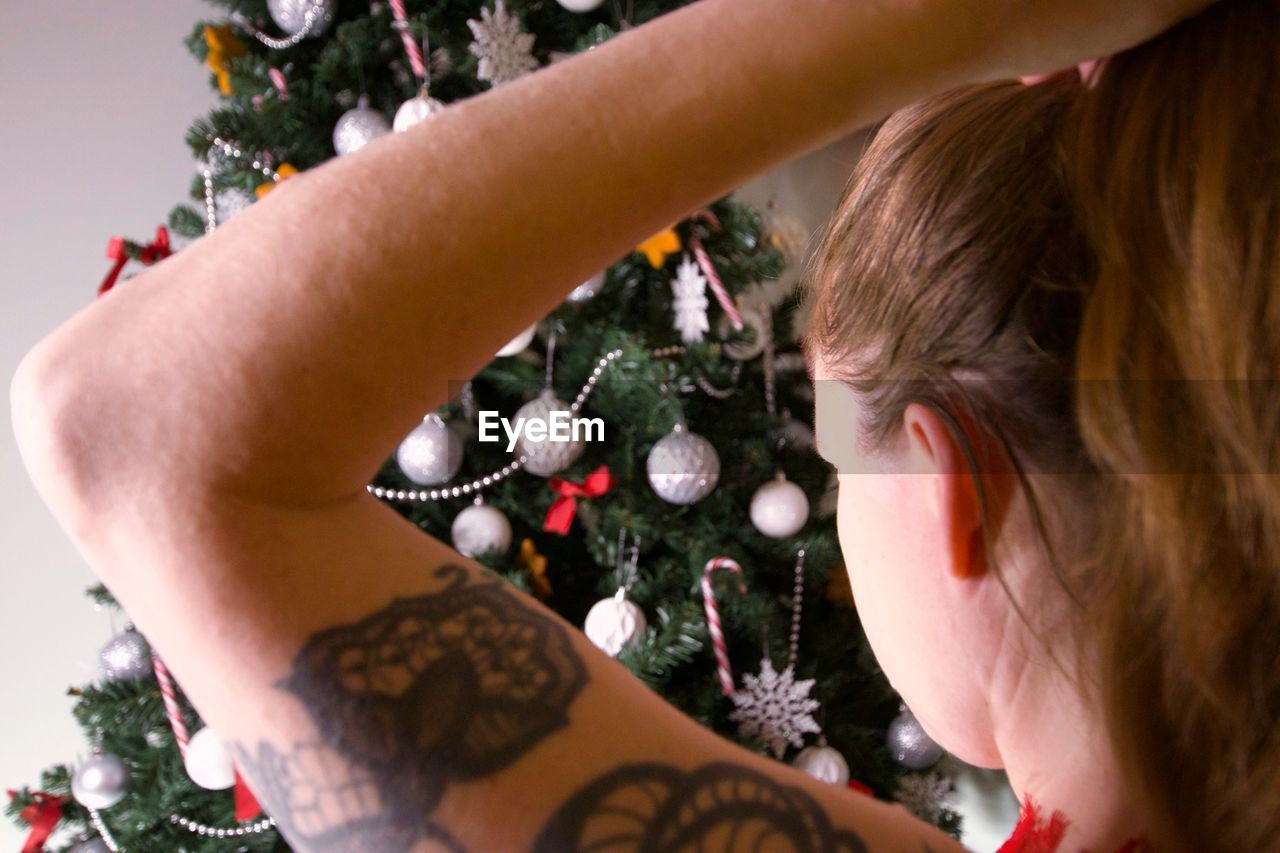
top-left (804, 1), bottom-right (1280, 848)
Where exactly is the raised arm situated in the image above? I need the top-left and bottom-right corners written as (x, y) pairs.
top-left (11, 0), bottom-right (1208, 849)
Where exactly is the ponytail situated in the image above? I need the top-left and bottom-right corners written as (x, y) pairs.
top-left (1065, 1), bottom-right (1280, 847)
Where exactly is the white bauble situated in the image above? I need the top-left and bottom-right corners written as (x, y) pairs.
top-left (792, 744), bottom-right (850, 785)
top-left (566, 271), bottom-right (605, 303)
top-left (646, 427), bottom-right (719, 505)
top-left (397, 414), bottom-right (463, 486)
top-left (451, 503), bottom-right (512, 558)
top-left (184, 727), bottom-right (236, 790)
top-left (514, 391), bottom-right (585, 477)
top-left (267, 0), bottom-right (335, 37)
top-left (556, 0), bottom-right (606, 10)
top-left (584, 592), bottom-right (646, 656)
top-left (71, 754), bottom-right (129, 810)
top-left (497, 324), bottom-right (536, 357)
top-left (333, 98), bottom-right (391, 155)
top-left (749, 474), bottom-right (810, 538)
top-left (393, 94), bottom-right (446, 132)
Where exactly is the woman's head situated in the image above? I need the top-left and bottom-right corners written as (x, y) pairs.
top-left (805, 1), bottom-right (1280, 848)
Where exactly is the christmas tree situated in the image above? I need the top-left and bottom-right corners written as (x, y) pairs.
top-left (7, 1), bottom-right (962, 849)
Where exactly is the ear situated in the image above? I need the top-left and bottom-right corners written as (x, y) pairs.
top-left (902, 403), bottom-right (985, 580)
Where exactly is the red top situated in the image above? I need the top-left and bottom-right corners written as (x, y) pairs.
top-left (997, 793), bottom-right (1150, 853)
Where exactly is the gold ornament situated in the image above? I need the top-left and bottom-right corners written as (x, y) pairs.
top-left (518, 538), bottom-right (552, 601)
top-left (203, 25), bottom-right (247, 96)
top-left (636, 226), bottom-right (681, 269)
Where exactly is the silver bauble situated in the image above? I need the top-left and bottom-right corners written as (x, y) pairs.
top-left (393, 94), bottom-right (446, 132)
top-left (566, 271), bottom-right (605, 303)
top-left (583, 592), bottom-right (646, 657)
top-left (333, 98), bottom-right (391, 155)
top-left (887, 708), bottom-right (945, 769)
top-left (69, 839), bottom-right (111, 853)
top-left (397, 414), bottom-right (463, 486)
top-left (514, 391), bottom-right (584, 477)
top-left (556, 0), bottom-right (606, 10)
top-left (780, 415), bottom-right (815, 450)
top-left (749, 474), bottom-right (810, 539)
top-left (646, 427), bottom-right (720, 504)
top-left (71, 754), bottom-right (129, 810)
top-left (792, 744), bottom-right (850, 785)
top-left (99, 629), bottom-right (151, 682)
top-left (451, 502), bottom-right (513, 558)
top-left (267, 0), bottom-right (335, 38)
top-left (214, 188), bottom-right (254, 222)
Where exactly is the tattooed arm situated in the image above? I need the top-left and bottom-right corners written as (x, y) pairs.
top-left (155, 496), bottom-right (952, 851)
top-left (10, 0), bottom-right (1205, 849)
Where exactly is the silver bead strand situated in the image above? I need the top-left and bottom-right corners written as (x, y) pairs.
top-left (86, 809), bottom-right (122, 852)
top-left (788, 548), bottom-right (806, 670)
top-left (170, 813), bottom-right (277, 837)
top-left (202, 168), bottom-right (219, 235)
top-left (230, 6), bottom-right (326, 49)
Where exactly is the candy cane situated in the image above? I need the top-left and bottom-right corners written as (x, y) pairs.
top-left (702, 557), bottom-right (747, 695)
top-left (151, 652), bottom-right (190, 759)
top-left (689, 237), bottom-right (743, 331)
top-left (389, 0), bottom-right (428, 81)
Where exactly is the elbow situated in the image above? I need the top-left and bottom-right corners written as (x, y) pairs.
top-left (10, 338), bottom-right (117, 531)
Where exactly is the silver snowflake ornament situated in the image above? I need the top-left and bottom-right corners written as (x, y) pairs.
top-left (671, 253), bottom-right (710, 343)
top-left (467, 0), bottom-right (539, 87)
top-left (894, 770), bottom-right (955, 824)
top-left (729, 657), bottom-right (822, 758)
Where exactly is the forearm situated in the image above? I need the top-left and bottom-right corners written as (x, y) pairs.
top-left (16, 0), bottom-right (982, 510)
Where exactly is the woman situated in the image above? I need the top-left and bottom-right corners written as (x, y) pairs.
top-left (11, 0), bottom-right (1257, 849)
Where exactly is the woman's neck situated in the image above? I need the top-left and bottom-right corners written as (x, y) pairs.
top-left (993, 652), bottom-right (1147, 851)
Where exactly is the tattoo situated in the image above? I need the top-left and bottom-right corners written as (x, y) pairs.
top-left (533, 762), bottom-right (869, 852)
top-left (234, 565), bottom-right (874, 851)
top-left (234, 564), bottom-right (589, 851)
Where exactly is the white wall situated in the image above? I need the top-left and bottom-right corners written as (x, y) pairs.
top-left (0, 3), bottom-right (1015, 849)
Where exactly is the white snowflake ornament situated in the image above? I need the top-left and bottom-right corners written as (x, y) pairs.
top-left (894, 770), bottom-right (955, 824)
top-left (467, 0), bottom-right (539, 87)
top-left (729, 657), bottom-right (822, 758)
top-left (670, 253), bottom-right (710, 343)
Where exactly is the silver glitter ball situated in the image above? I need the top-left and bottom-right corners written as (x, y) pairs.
top-left (397, 414), bottom-right (463, 486)
top-left (887, 708), bottom-right (945, 769)
top-left (214, 188), bottom-right (253, 222)
top-left (333, 99), bottom-right (391, 155)
top-left (69, 839), bottom-right (111, 853)
top-left (99, 629), bottom-right (151, 682)
top-left (267, 0), bottom-right (335, 38)
top-left (646, 427), bottom-right (720, 504)
top-left (72, 754), bottom-right (129, 810)
top-left (514, 391), bottom-right (585, 477)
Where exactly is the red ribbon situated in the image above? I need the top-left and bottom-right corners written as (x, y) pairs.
top-left (234, 770), bottom-right (262, 821)
top-left (543, 465), bottom-right (614, 534)
top-left (7, 790), bottom-right (65, 853)
top-left (98, 225), bottom-right (172, 298)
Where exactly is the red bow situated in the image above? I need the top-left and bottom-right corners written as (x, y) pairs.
top-left (98, 225), bottom-right (173, 298)
top-left (543, 466), bottom-right (614, 534)
top-left (234, 769), bottom-right (262, 821)
top-left (7, 790), bottom-right (65, 853)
